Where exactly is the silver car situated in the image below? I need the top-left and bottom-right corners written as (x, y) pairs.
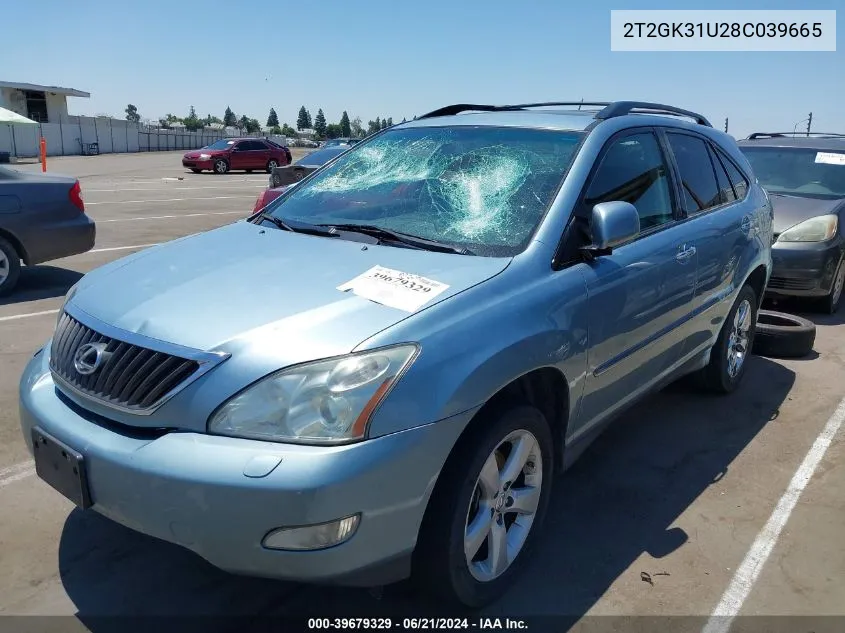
top-left (20, 101), bottom-right (772, 607)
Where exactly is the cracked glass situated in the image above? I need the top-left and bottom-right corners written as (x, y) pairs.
top-left (264, 126), bottom-right (583, 256)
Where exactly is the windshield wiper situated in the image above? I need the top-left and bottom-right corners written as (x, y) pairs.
top-left (257, 213), bottom-right (338, 237)
top-left (318, 223), bottom-right (473, 255)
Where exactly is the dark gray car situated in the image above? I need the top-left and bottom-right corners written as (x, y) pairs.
top-left (0, 166), bottom-right (96, 296)
top-left (738, 133), bottom-right (845, 313)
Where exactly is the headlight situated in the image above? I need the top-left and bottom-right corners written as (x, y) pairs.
top-left (199, 153), bottom-right (212, 159)
top-left (207, 343), bottom-right (419, 444)
top-left (778, 215), bottom-right (839, 243)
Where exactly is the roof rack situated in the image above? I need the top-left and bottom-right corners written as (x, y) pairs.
top-left (417, 100), bottom-right (712, 127)
top-left (746, 132), bottom-right (845, 139)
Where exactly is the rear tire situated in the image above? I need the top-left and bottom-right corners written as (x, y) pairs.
top-left (695, 284), bottom-right (758, 394)
top-left (266, 159), bottom-right (279, 173)
top-left (0, 235), bottom-right (22, 297)
top-left (413, 405), bottom-right (553, 608)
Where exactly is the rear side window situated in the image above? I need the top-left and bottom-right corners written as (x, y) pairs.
top-left (584, 132), bottom-right (674, 231)
top-left (707, 144), bottom-right (737, 204)
top-left (716, 148), bottom-right (749, 199)
top-left (666, 133), bottom-right (721, 215)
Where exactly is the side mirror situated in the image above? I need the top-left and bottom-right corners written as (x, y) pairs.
top-left (582, 201), bottom-right (640, 257)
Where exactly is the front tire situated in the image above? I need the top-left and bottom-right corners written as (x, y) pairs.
top-left (819, 258), bottom-right (845, 314)
top-left (413, 405), bottom-right (553, 608)
top-left (696, 283), bottom-right (758, 394)
top-left (213, 159), bottom-right (229, 174)
top-left (0, 235), bottom-right (22, 297)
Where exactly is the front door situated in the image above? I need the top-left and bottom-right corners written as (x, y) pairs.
top-left (574, 129), bottom-right (698, 438)
top-left (229, 141), bottom-right (251, 170)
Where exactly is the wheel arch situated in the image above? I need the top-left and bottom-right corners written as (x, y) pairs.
top-left (0, 228), bottom-right (29, 265)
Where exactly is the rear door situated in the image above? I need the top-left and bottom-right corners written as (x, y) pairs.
top-left (663, 131), bottom-right (750, 356)
top-left (576, 129), bottom-right (698, 433)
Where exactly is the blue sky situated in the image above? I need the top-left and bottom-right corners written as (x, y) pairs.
top-left (5, 0), bottom-right (842, 137)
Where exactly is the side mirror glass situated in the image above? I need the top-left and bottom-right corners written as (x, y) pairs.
top-left (583, 201), bottom-right (640, 256)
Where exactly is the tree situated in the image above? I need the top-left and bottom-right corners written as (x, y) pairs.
top-left (238, 115), bottom-right (250, 131)
top-left (245, 118), bottom-right (262, 134)
top-left (183, 105), bottom-right (203, 131)
top-left (297, 106), bottom-right (310, 130)
top-left (386, 117), bottom-right (393, 127)
top-left (205, 114), bottom-right (223, 126)
top-left (339, 111), bottom-right (351, 137)
top-left (313, 109), bottom-right (327, 138)
top-left (367, 117), bottom-right (381, 135)
top-left (281, 123), bottom-right (297, 137)
top-left (401, 117), bottom-right (407, 123)
top-left (124, 104), bottom-right (140, 123)
top-left (223, 106), bottom-right (237, 127)
top-left (267, 108), bottom-right (279, 128)
top-left (325, 123), bottom-right (343, 139)
top-left (350, 116), bottom-right (364, 138)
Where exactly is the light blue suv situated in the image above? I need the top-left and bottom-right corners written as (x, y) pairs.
top-left (19, 101), bottom-right (773, 608)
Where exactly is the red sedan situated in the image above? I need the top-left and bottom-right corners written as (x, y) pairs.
top-left (182, 138), bottom-right (291, 174)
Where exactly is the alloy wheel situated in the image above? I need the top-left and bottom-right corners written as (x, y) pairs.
top-left (464, 429), bottom-right (543, 582)
top-left (727, 299), bottom-right (752, 378)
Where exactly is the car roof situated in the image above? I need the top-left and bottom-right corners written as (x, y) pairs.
top-left (737, 135), bottom-right (845, 151)
top-left (395, 101), bottom-right (717, 136)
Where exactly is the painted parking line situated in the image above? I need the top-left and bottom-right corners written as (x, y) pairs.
top-left (0, 309), bottom-right (60, 323)
top-left (701, 395), bottom-right (845, 633)
top-left (89, 243), bottom-right (160, 253)
top-left (98, 211), bottom-right (244, 223)
top-left (86, 195), bottom-right (255, 206)
top-left (0, 462), bottom-right (35, 488)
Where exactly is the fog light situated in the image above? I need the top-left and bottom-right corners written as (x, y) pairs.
top-left (262, 514), bottom-right (360, 551)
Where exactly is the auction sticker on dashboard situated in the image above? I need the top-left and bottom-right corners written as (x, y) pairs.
top-left (816, 152), bottom-right (845, 166)
top-left (337, 265), bottom-right (450, 312)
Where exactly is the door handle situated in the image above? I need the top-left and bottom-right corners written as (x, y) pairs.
top-left (675, 245), bottom-right (696, 263)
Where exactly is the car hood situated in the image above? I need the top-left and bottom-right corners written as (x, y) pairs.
top-left (68, 221), bottom-right (511, 355)
top-left (770, 193), bottom-right (845, 234)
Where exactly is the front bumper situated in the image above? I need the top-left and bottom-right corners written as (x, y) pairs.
top-left (19, 348), bottom-right (472, 586)
top-left (182, 158), bottom-right (213, 170)
top-left (765, 240), bottom-right (844, 298)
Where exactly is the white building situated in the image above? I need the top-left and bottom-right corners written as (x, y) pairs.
top-left (0, 80), bottom-right (90, 123)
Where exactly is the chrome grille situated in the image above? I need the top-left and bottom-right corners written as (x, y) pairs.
top-left (49, 312), bottom-right (201, 412)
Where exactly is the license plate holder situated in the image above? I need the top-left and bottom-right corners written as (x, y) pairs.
top-left (31, 427), bottom-right (92, 509)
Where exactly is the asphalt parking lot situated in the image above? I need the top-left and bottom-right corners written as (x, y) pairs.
top-left (0, 151), bottom-right (843, 629)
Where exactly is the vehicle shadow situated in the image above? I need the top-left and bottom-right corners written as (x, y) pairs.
top-left (0, 266), bottom-right (83, 306)
top-left (57, 355), bottom-right (794, 629)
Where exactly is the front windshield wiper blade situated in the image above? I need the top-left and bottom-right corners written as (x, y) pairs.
top-left (318, 223), bottom-right (473, 255)
top-left (257, 213), bottom-right (338, 237)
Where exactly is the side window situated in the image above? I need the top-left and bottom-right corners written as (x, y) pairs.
top-left (707, 144), bottom-right (737, 204)
top-left (716, 148), bottom-right (749, 199)
top-left (584, 132), bottom-right (674, 231)
top-left (666, 133), bottom-right (721, 214)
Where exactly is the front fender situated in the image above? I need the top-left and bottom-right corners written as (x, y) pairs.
top-left (363, 265), bottom-right (590, 439)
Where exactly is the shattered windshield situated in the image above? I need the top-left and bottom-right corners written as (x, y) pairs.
top-left (263, 126), bottom-right (583, 256)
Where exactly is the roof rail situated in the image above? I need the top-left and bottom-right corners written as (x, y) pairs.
top-left (594, 101), bottom-right (712, 127)
top-left (417, 100), bottom-right (711, 127)
top-left (746, 132), bottom-right (845, 139)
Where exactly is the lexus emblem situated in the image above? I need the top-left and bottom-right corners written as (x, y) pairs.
top-left (73, 342), bottom-right (109, 376)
